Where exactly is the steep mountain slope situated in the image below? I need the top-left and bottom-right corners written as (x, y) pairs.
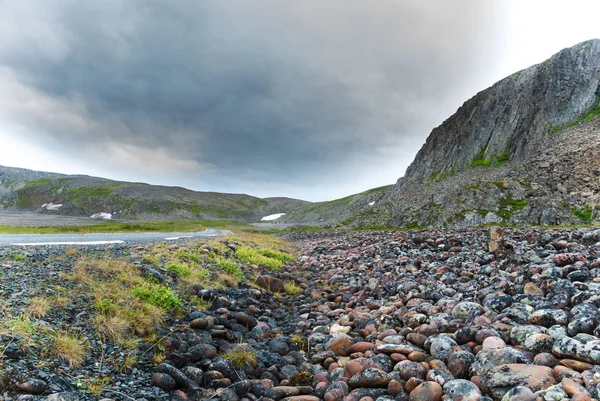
top-left (0, 166), bottom-right (309, 222)
top-left (360, 39), bottom-right (600, 228)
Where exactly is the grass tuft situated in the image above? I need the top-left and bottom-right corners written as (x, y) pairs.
top-left (54, 333), bottom-right (87, 368)
top-left (131, 282), bottom-right (182, 310)
top-left (28, 296), bottom-right (52, 318)
top-left (214, 257), bottom-right (243, 280)
top-left (284, 281), bottom-right (303, 296)
top-left (221, 346), bottom-right (257, 367)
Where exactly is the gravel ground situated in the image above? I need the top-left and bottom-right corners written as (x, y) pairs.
top-left (4, 227), bottom-right (600, 401)
top-left (0, 212), bottom-right (101, 227)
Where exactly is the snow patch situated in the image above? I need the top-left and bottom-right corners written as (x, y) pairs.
top-left (42, 203), bottom-right (63, 211)
top-left (261, 213), bottom-right (286, 221)
top-left (90, 212), bottom-right (112, 220)
top-left (368, 201), bottom-right (375, 206)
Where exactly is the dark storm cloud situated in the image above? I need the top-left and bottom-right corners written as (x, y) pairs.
top-left (0, 0), bottom-right (498, 199)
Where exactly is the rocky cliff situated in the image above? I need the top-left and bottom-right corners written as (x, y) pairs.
top-left (358, 39), bottom-right (600, 228)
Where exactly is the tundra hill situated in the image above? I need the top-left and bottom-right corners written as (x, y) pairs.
top-left (0, 165), bottom-right (310, 222)
top-left (345, 39), bottom-right (600, 229)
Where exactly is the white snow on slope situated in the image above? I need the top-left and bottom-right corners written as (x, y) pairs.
top-left (90, 212), bottom-right (112, 220)
top-left (368, 201), bottom-right (375, 206)
top-left (42, 203), bottom-right (63, 211)
top-left (261, 213), bottom-right (286, 221)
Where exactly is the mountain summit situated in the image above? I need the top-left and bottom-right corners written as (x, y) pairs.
top-left (359, 39), bottom-right (600, 228)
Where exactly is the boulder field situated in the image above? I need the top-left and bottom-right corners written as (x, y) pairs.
top-left (155, 228), bottom-right (600, 401)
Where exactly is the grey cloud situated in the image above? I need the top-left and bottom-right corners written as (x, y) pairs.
top-left (0, 0), bottom-right (499, 200)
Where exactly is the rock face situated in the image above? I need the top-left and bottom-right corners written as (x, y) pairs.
top-left (357, 39), bottom-right (600, 229)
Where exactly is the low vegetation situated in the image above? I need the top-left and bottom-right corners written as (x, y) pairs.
top-left (470, 150), bottom-right (511, 168)
top-left (572, 204), bottom-right (594, 223)
top-left (0, 229), bottom-right (296, 395)
top-left (548, 101), bottom-right (600, 135)
top-left (220, 346), bottom-right (258, 367)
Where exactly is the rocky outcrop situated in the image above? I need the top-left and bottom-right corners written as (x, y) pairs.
top-left (362, 39), bottom-right (600, 228)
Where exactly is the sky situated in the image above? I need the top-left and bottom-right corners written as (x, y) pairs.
top-left (0, 1), bottom-right (599, 202)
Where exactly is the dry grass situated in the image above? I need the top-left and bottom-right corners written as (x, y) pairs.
top-left (64, 248), bottom-right (79, 257)
top-left (54, 333), bottom-right (87, 368)
top-left (220, 346), bottom-right (257, 367)
top-left (216, 272), bottom-right (240, 288)
top-left (284, 282), bottom-right (303, 296)
top-left (150, 352), bottom-right (166, 365)
top-left (28, 296), bottom-right (52, 318)
top-left (94, 314), bottom-right (130, 343)
top-left (53, 295), bottom-right (70, 309)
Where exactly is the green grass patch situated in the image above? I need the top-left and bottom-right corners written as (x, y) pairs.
top-left (22, 178), bottom-right (54, 188)
top-left (0, 220), bottom-right (212, 234)
top-left (495, 152), bottom-right (510, 166)
top-left (175, 250), bottom-right (202, 265)
top-left (572, 205), bottom-right (593, 223)
top-left (214, 258), bottom-right (243, 280)
top-left (10, 252), bottom-right (28, 261)
top-left (284, 281), bottom-right (302, 296)
top-left (166, 262), bottom-right (192, 277)
top-left (499, 198), bottom-right (528, 210)
top-left (257, 248), bottom-right (295, 263)
top-left (236, 246), bottom-right (283, 270)
top-left (470, 150), bottom-right (493, 167)
top-left (94, 299), bottom-right (117, 315)
top-left (131, 282), bottom-right (181, 310)
top-left (548, 101), bottom-right (600, 135)
top-left (470, 149), bottom-right (510, 168)
top-left (142, 254), bottom-right (160, 266)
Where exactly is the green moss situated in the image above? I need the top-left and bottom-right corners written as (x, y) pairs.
top-left (465, 181), bottom-right (483, 191)
top-left (499, 198), bottom-right (528, 210)
top-left (572, 205), bottom-right (593, 223)
top-left (492, 180), bottom-right (508, 190)
top-left (23, 178), bottom-right (53, 188)
top-left (68, 187), bottom-right (112, 197)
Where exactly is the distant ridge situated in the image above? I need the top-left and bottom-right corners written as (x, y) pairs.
top-left (0, 165), bottom-right (309, 222)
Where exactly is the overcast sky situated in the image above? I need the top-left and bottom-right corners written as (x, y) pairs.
top-left (0, 1), bottom-right (599, 201)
